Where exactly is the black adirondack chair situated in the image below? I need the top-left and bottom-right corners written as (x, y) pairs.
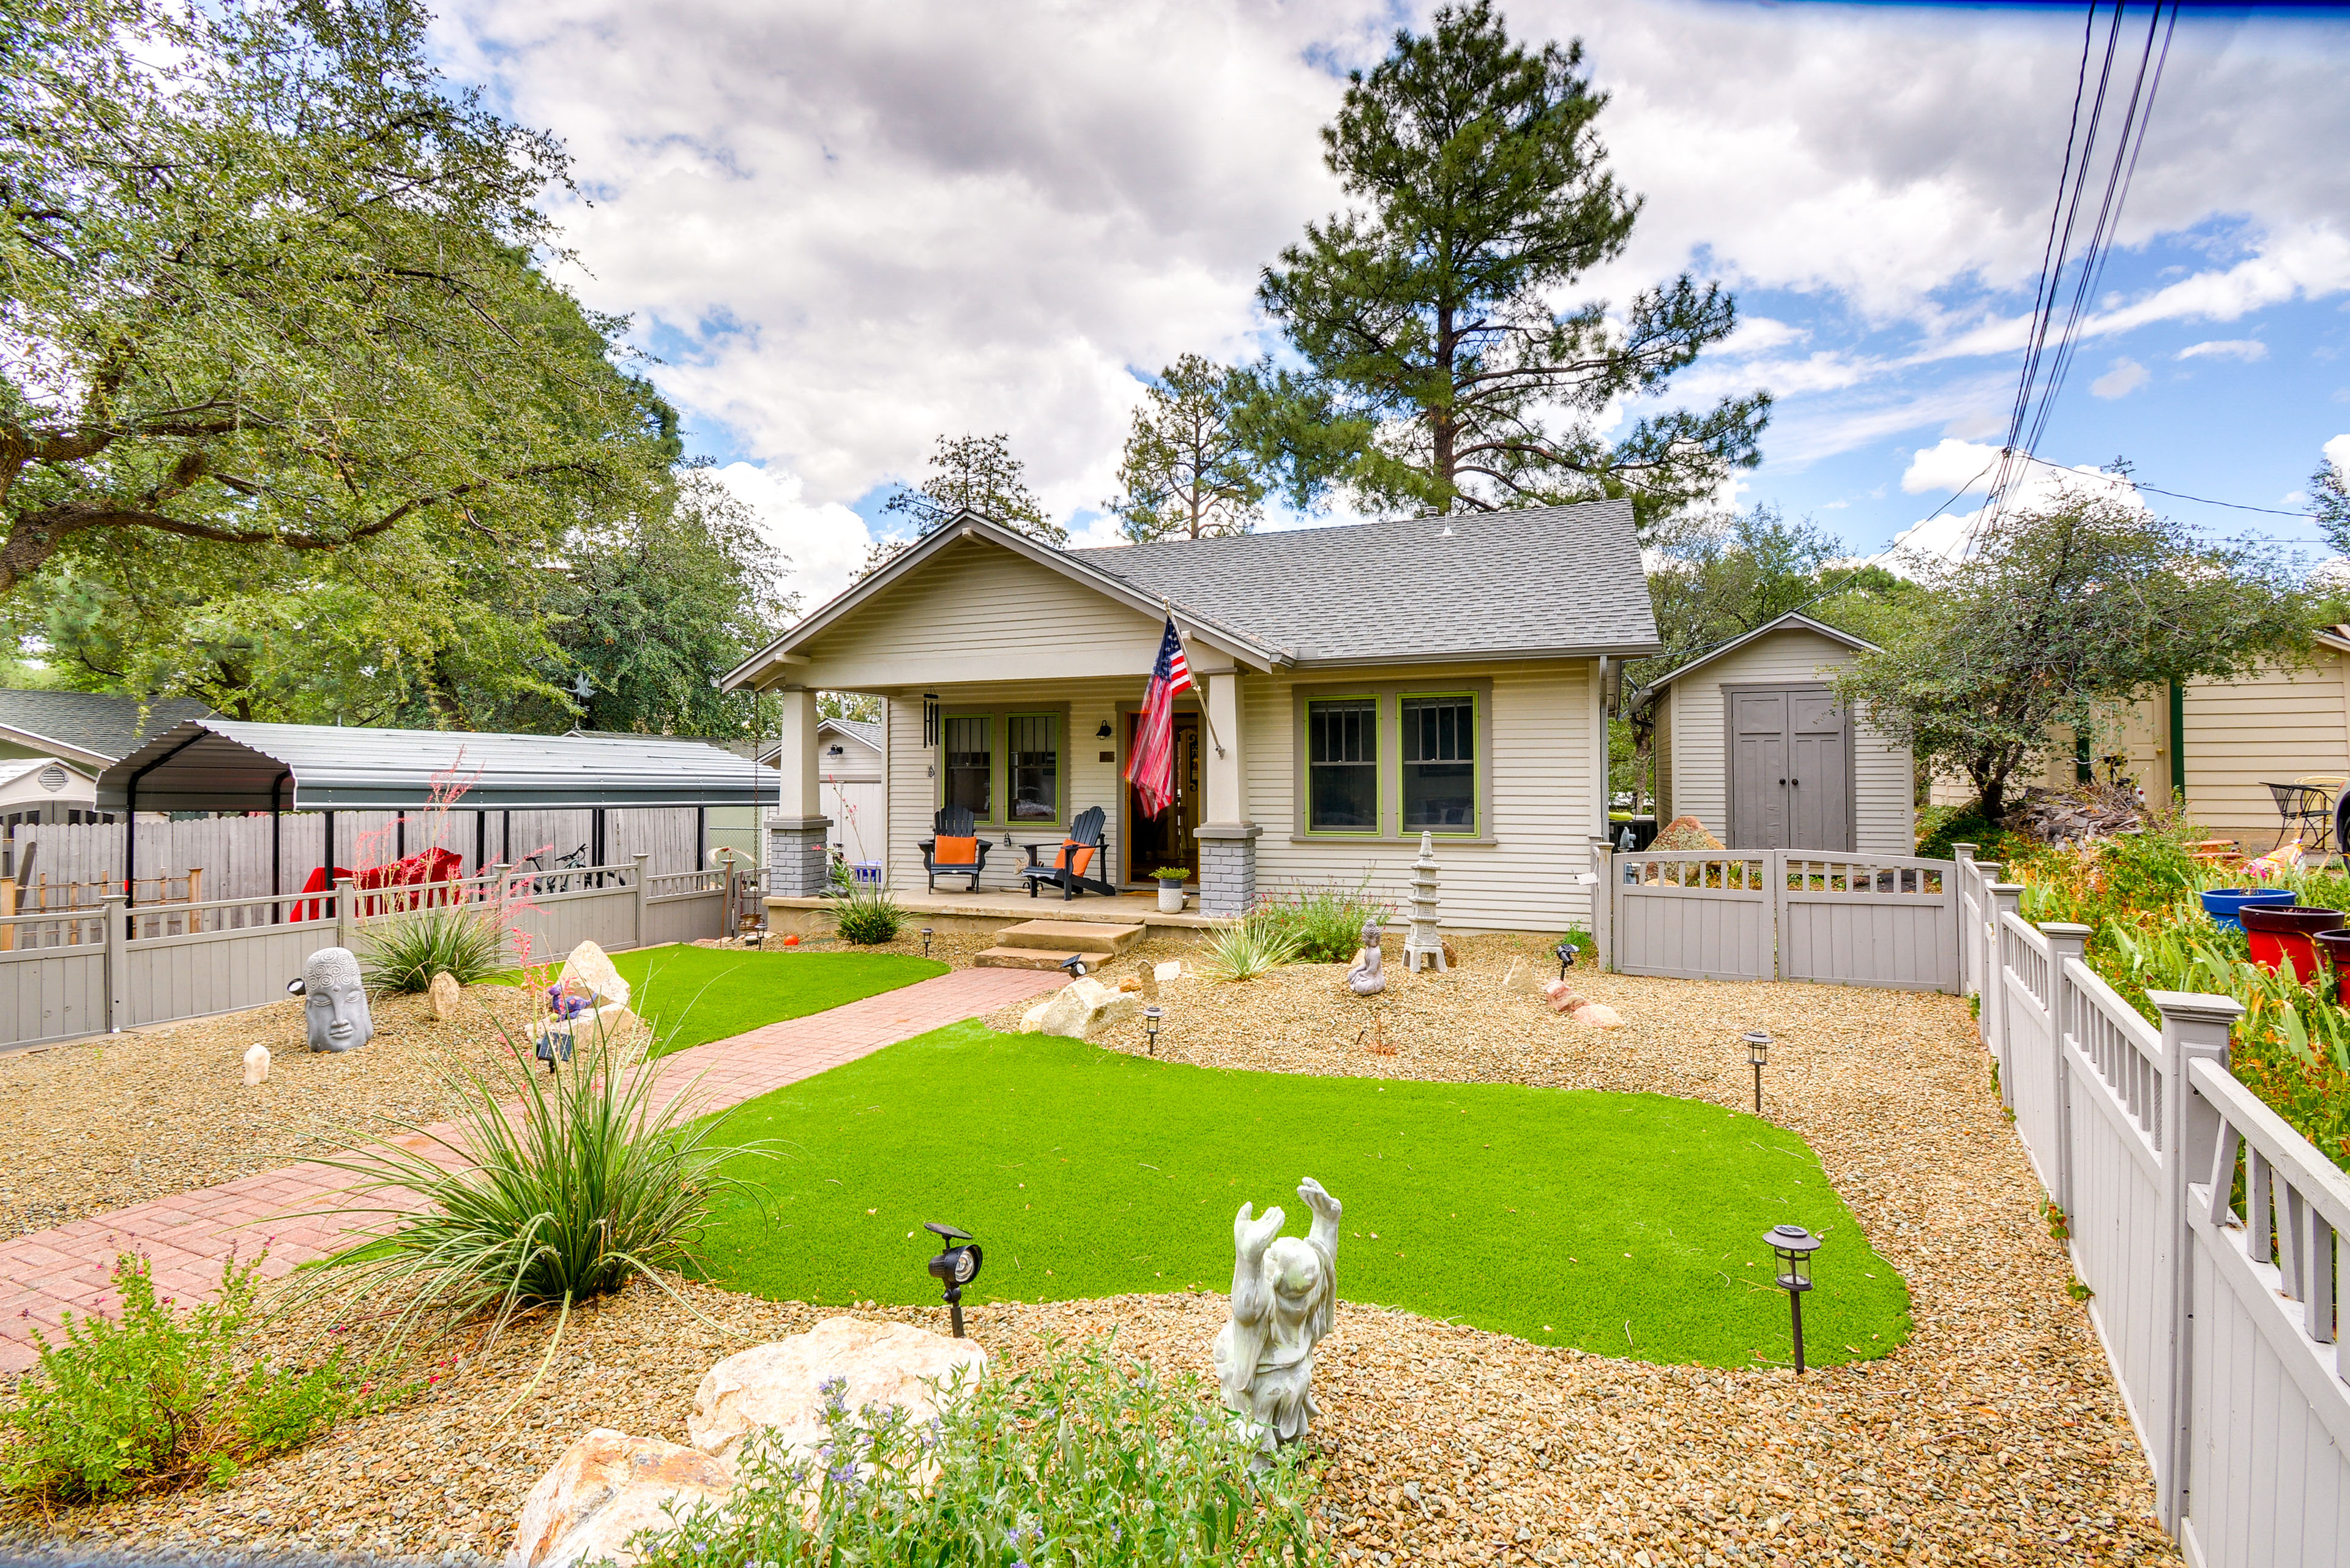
top-left (1020, 805), bottom-right (1118, 900)
top-left (919, 805), bottom-right (991, 892)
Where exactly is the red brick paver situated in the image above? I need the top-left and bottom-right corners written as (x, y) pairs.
top-left (0, 966), bottom-right (1059, 1375)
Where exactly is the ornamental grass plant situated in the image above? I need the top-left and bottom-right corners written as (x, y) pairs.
top-left (1246, 879), bottom-right (1393, 964)
top-left (630, 1340), bottom-right (1322, 1568)
top-left (360, 902), bottom-right (509, 993)
top-left (0, 1252), bottom-right (384, 1503)
top-left (1198, 909), bottom-right (1304, 981)
top-left (301, 1010), bottom-right (772, 1378)
top-left (832, 881), bottom-right (905, 945)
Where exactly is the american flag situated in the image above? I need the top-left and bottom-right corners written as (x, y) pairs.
top-left (1126, 616), bottom-right (1192, 818)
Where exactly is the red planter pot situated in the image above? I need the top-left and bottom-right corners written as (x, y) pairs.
top-left (2241, 903), bottom-right (2346, 982)
top-left (2316, 929), bottom-right (2350, 1006)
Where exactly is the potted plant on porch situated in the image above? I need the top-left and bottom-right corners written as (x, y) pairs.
top-left (1149, 866), bottom-right (1192, 913)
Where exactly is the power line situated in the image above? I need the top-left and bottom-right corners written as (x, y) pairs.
top-left (2006, 449), bottom-right (2315, 519)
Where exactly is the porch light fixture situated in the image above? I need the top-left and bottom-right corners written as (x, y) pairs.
top-left (1744, 1031), bottom-right (1771, 1116)
top-left (1766, 1223), bottom-right (1822, 1373)
top-left (1143, 1004), bottom-right (1163, 1056)
top-left (920, 926), bottom-right (934, 958)
top-left (1095, 719), bottom-right (1113, 739)
top-left (924, 1222), bottom-right (984, 1338)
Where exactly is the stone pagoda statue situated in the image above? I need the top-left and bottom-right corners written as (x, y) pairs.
top-left (1403, 831), bottom-right (1447, 974)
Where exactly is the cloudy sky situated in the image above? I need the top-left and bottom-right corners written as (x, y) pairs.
top-left (431, 0), bottom-right (2350, 604)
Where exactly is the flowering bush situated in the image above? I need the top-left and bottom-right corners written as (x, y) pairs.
top-left (630, 1340), bottom-right (1322, 1567)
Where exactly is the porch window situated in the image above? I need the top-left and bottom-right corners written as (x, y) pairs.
top-left (1307, 697), bottom-right (1379, 832)
top-left (944, 715), bottom-right (991, 818)
top-left (1401, 694), bottom-right (1477, 832)
top-left (1008, 713), bottom-right (1058, 821)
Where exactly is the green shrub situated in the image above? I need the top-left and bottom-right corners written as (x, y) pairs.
top-left (1250, 879), bottom-right (1392, 963)
top-left (0, 1252), bottom-right (379, 1502)
top-left (1199, 910), bottom-right (1304, 982)
top-left (630, 1340), bottom-right (1319, 1568)
top-left (833, 882), bottom-right (905, 945)
top-left (1915, 801), bottom-right (1998, 862)
top-left (360, 902), bottom-right (509, 993)
top-left (306, 1016), bottom-right (769, 1361)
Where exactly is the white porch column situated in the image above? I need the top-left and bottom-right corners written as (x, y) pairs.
top-left (766, 686), bottom-right (832, 898)
top-left (1193, 667), bottom-right (1258, 917)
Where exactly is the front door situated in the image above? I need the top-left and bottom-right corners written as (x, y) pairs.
top-left (1126, 711), bottom-right (1200, 884)
top-left (1728, 686), bottom-right (1851, 851)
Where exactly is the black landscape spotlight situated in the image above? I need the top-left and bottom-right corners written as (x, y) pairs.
top-left (533, 1028), bottom-right (573, 1075)
top-left (925, 1222), bottom-right (983, 1338)
top-left (1766, 1223), bottom-right (1822, 1373)
top-left (1058, 952), bottom-right (1089, 980)
top-left (1143, 1004), bottom-right (1163, 1056)
top-left (920, 926), bottom-right (934, 958)
top-left (1744, 1030), bottom-right (1771, 1116)
top-left (1555, 938), bottom-right (1579, 980)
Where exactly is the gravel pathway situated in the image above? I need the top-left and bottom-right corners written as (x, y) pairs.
top-left (1, 936), bottom-right (2180, 1565)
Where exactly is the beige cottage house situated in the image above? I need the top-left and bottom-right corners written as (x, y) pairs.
top-left (722, 502), bottom-right (1662, 930)
top-left (1632, 612), bottom-right (1915, 854)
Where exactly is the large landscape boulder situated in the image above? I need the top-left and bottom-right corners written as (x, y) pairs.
top-left (504, 1429), bottom-right (735, 1568)
top-left (688, 1316), bottom-right (988, 1462)
top-left (558, 940), bottom-right (631, 1010)
top-left (1018, 976), bottom-right (1136, 1040)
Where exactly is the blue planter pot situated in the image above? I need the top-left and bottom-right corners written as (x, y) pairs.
top-left (2201, 886), bottom-right (2297, 932)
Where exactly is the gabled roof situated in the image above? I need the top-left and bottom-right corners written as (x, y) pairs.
top-left (1631, 612), bottom-right (1878, 712)
top-left (0, 690), bottom-right (214, 768)
top-left (725, 499), bottom-right (1661, 690)
top-left (99, 719), bottom-right (766, 812)
top-left (821, 716), bottom-right (882, 750)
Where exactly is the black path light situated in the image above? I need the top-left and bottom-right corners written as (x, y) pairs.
top-left (1555, 938), bottom-right (1579, 980)
top-left (925, 1222), bottom-right (983, 1338)
top-left (1766, 1223), bottom-right (1822, 1373)
top-left (1744, 1031), bottom-right (1772, 1116)
top-left (1058, 952), bottom-right (1090, 980)
top-left (920, 926), bottom-right (934, 958)
top-left (1143, 1004), bottom-right (1163, 1056)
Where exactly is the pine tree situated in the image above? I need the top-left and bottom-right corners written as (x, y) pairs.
top-left (1108, 356), bottom-right (1268, 543)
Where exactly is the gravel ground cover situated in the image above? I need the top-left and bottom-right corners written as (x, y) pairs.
top-left (0, 986), bottom-right (540, 1241)
top-left (0, 933), bottom-right (2179, 1565)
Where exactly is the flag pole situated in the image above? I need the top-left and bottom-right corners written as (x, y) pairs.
top-left (1163, 598), bottom-right (1226, 758)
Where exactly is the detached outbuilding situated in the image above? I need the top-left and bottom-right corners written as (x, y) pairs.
top-left (1633, 612), bottom-right (1915, 855)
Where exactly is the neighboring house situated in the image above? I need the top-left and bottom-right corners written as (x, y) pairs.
top-left (0, 690), bottom-right (214, 771)
top-left (1927, 625), bottom-right (2350, 850)
top-left (756, 717), bottom-right (886, 866)
top-left (1631, 613), bottom-right (1915, 856)
top-left (0, 756), bottom-right (102, 830)
top-left (723, 503), bottom-right (1658, 930)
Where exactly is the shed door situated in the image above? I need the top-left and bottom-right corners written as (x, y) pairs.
top-left (1729, 686), bottom-right (1852, 851)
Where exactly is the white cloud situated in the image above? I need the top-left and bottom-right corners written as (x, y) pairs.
top-left (2091, 357), bottom-right (2150, 399)
top-left (707, 461), bottom-right (873, 610)
top-left (1878, 458), bottom-right (2143, 569)
top-left (1900, 438), bottom-right (2000, 495)
top-left (2177, 338), bottom-right (2268, 362)
top-left (2326, 433), bottom-right (2350, 472)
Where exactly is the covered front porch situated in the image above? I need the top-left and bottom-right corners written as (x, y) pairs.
top-left (761, 883), bottom-right (1226, 939)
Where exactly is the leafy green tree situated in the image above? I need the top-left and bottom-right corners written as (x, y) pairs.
top-left (0, 0), bottom-right (667, 599)
top-left (1107, 356), bottom-right (1267, 542)
top-left (1832, 491), bottom-right (2310, 826)
top-left (1252, 1), bottom-right (1767, 523)
top-left (2314, 448), bottom-right (2350, 554)
top-left (1638, 507), bottom-right (1841, 682)
top-left (864, 433), bottom-right (1064, 576)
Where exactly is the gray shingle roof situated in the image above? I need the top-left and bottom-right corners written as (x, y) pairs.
top-left (0, 690), bottom-right (215, 764)
top-left (1073, 500), bottom-right (1658, 663)
top-left (821, 716), bottom-right (882, 750)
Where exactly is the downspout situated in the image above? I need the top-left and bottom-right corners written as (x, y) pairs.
top-left (2168, 682), bottom-right (2186, 804)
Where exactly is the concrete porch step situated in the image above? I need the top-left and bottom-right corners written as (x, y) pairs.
top-left (994, 919), bottom-right (1145, 956)
top-left (973, 946), bottom-right (1097, 972)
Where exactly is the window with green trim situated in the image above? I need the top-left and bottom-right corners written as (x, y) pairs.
top-left (1008, 714), bottom-right (1058, 821)
top-left (1307, 698), bottom-right (1379, 832)
top-left (943, 715), bottom-right (991, 818)
top-left (1401, 694), bottom-right (1476, 832)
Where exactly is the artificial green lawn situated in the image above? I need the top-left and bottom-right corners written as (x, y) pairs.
top-left (492, 944), bottom-right (946, 1055)
top-left (692, 1023), bottom-right (1912, 1369)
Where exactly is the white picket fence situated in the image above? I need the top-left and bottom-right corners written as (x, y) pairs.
top-left (0, 858), bottom-right (745, 1050)
top-left (1957, 846), bottom-right (2350, 1567)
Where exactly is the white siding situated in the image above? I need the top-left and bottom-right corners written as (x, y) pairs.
top-left (2181, 653), bottom-right (2350, 846)
top-left (1660, 628), bottom-right (1913, 856)
top-left (1244, 659), bottom-right (1600, 933)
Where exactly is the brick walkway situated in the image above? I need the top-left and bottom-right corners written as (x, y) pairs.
top-left (0, 966), bottom-right (1060, 1375)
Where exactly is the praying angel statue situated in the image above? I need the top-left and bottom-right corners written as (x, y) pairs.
top-left (1212, 1177), bottom-right (1341, 1455)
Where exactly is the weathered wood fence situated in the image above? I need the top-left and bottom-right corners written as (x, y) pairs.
top-left (1958, 846), bottom-right (2350, 1567)
top-left (1592, 843), bottom-right (1960, 993)
top-left (0, 858), bottom-right (744, 1051)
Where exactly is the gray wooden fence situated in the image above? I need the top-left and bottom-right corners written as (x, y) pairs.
top-left (0, 859), bottom-right (744, 1050)
top-left (1961, 849), bottom-right (2350, 1566)
top-left (1600, 844), bottom-right (1960, 993)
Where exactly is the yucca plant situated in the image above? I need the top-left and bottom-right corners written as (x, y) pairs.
top-left (833, 881), bottom-right (905, 944)
top-left (359, 903), bottom-right (509, 993)
top-left (1198, 909), bottom-right (1304, 982)
top-left (299, 1013), bottom-right (770, 1381)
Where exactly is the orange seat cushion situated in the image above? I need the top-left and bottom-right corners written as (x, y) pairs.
top-left (1058, 842), bottom-right (1095, 878)
top-left (933, 835), bottom-right (979, 867)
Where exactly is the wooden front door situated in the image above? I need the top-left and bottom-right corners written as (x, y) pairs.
top-left (1126, 712), bottom-right (1200, 884)
top-left (1728, 687), bottom-right (1851, 851)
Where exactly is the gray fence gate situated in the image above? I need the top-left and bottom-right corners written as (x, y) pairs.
top-left (1605, 847), bottom-right (1959, 993)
